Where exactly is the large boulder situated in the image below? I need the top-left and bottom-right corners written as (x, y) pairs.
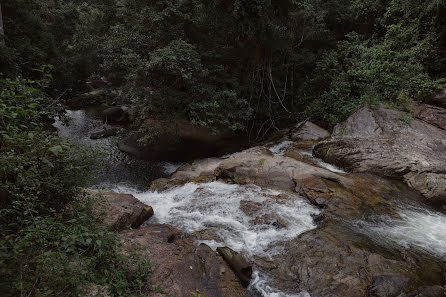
top-left (290, 120), bottom-right (330, 142)
top-left (314, 106), bottom-right (446, 206)
top-left (120, 224), bottom-right (248, 297)
top-left (102, 106), bottom-right (129, 124)
top-left (89, 190), bottom-right (153, 231)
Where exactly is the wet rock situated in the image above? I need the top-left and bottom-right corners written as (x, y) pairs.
top-left (367, 274), bottom-right (409, 297)
top-left (216, 247), bottom-right (252, 287)
top-left (290, 120), bottom-right (330, 141)
top-left (90, 127), bottom-right (120, 139)
top-left (314, 106), bottom-right (446, 206)
top-left (89, 190), bottom-right (153, 231)
top-left (102, 106), bottom-right (129, 123)
top-left (120, 225), bottom-right (248, 297)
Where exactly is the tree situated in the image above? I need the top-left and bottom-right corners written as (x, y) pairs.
top-left (0, 3), bottom-right (5, 46)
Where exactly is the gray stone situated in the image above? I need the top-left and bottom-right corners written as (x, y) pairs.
top-left (290, 121), bottom-right (330, 141)
top-left (88, 190), bottom-right (153, 231)
top-left (314, 106), bottom-right (446, 206)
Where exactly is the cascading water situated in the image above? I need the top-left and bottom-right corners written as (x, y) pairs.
top-left (116, 181), bottom-right (319, 297)
top-left (354, 204), bottom-right (446, 260)
top-left (267, 140), bottom-right (346, 174)
top-left (268, 141), bottom-right (294, 156)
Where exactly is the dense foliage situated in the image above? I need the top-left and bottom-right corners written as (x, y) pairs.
top-left (2, 0), bottom-right (445, 134)
top-left (0, 76), bottom-right (150, 296)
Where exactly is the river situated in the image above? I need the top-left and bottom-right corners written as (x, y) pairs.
top-left (55, 111), bottom-right (446, 297)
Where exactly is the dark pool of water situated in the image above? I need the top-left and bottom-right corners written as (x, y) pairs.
top-left (53, 107), bottom-right (180, 191)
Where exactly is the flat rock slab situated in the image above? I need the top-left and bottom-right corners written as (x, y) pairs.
top-left (120, 224), bottom-right (248, 297)
top-left (89, 190), bottom-right (153, 231)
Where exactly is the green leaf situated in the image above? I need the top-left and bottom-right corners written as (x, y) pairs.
top-left (49, 145), bottom-right (63, 155)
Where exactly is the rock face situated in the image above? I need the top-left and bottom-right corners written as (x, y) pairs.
top-left (290, 120), bottom-right (330, 141)
top-left (314, 106), bottom-right (446, 206)
top-left (89, 190), bottom-right (153, 231)
top-left (120, 225), bottom-right (248, 297)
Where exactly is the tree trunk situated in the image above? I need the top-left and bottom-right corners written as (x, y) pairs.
top-left (0, 3), bottom-right (5, 46)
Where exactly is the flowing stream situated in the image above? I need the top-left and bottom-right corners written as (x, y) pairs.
top-left (115, 181), bottom-right (318, 297)
top-left (354, 203), bottom-right (446, 260)
top-left (55, 111), bottom-right (446, 297)
top-left (53, 108), bottom-right (179, 190)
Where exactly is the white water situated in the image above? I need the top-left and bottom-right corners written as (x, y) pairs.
top-left (299, 151), bottom-right (346, 174)
top-left (127, 181), bottom-right (319, 296)
top-left (268, 141), bottom-right (294, 156)
top-left (355, 205), bottom-right (446, 260)
top-left (250, 271), bottom-right (310, 297)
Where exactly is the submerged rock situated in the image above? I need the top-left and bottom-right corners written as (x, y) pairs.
top-left (89, 190), bottom-right (153, 231)
top-left (314, 106), bottom-right (446, 206)
top-left (120, 225), bottom-right (248, 297)
top-left (90, 127), bottom-right (120, 139)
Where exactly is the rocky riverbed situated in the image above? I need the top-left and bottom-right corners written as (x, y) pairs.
top-left (57, 102), bottom-right (446, 297)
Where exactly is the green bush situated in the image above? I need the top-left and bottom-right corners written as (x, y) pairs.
top-left (0, 78), bottom-right (150, 297)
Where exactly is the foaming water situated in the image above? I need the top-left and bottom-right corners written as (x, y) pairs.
top-left (299, 151), bottom-right (346, 174)
top-left (355, 204), bottom-right (446, 259)
top-left (250, 270), bottom-right (310, 297)
top-left (128, 181), bottom-right (319, 296)
top-left (268, 141), bottom-right (294, 156)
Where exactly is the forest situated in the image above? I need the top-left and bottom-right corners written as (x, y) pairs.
top-left (1, 0), bottom-right (446, 296)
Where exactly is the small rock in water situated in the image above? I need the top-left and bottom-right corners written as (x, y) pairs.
top-left (216, 246), bottom-right (252, 287)
top-left (90, 127), bottom-right (120, 139)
